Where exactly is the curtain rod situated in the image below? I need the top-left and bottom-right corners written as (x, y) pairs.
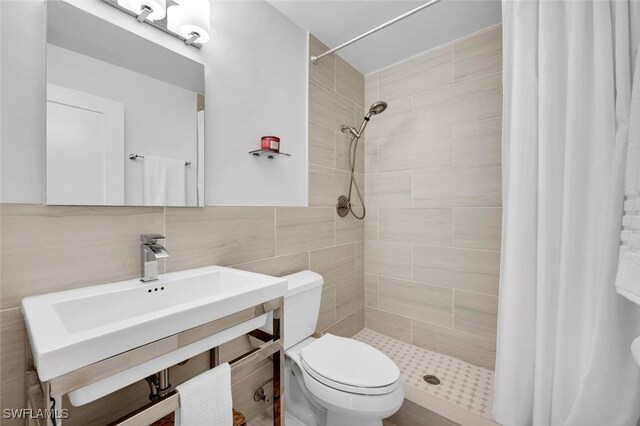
top-left (310, 0), bottom-right (442, 65)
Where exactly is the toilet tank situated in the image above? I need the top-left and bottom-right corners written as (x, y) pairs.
top-left (281, 271), bottom-right (324, 349)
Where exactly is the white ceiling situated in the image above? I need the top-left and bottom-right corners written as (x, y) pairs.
top-left (266, 0), bottom-right (502, 74)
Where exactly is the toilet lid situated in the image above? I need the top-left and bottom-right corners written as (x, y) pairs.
top-left (299, 334), bottom-right (400, 389)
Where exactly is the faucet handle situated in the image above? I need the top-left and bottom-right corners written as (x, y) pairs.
top-left (141, 234), bottom-right (165, 244)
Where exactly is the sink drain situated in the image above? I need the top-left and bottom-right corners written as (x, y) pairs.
top-left (423, 375), bottom-right (441, 385)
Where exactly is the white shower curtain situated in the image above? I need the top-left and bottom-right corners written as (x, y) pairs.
top-left (494, 1), bottom-right (640, 425)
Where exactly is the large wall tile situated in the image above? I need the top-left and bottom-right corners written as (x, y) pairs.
top-left (378, 44), bottom-right (452, 101)
top-left (364, 208), bottom-right (378, 241)
top-left (364, 241), bottom-right (411, 279)
top-left (454, 207), bottom-right (502, 251)
top-left (378, 276), bottom-right (453, 327)
top-left (309, 78), bottom-right (355, 130)
top-left (413, 73), bottom-right (502, 132)
top-left (310, 243), bottom-right (356, 287)
top-left (453, 26), bottom-right (502, 83)
top-left (365, 139), bottom-right (378, 174)
top-left (317, 286), bottom-right (337, 331)
top-left (335, 210), bottom-right (364, 245)
top-left (365, 307), bottom-right (412, 343)
top-left (453, 290), bottom-right (498, 340)
top-left (1, 204), bottom-right (164, 309)
top-left (412, 320), bottom-right (496, 369)
top-left (1, 308), bottom-right (26, 423)
top-left (275, 207), bottom-right (333, 256)
top-left (378, 208), bottom-right (452, 246)
top-left (355, 241), bottom-right (364, 276)
top-left (366, 97), bottom-right (413, 140)
top-left (336, 275), bottom-right (365, 321)
top-left (413, 246), bottom-right (500, 295)
top-left (335, 129), bottom-right (364, 173)
top-left (364, 273), bottom-right (378, 308)
top-left (378, 127), bottom-right (452, 172)
top-left (365, 241), bottom-right (412, 280)
top-left (309, 35), bottom-right (334, 89)
top-left (308, 165), bottom-right (350, 207)
top-left (336, 56), bottom-right (365, 107)
top-left (365, 172), bottom-right (412, 208)
top-left (233, 252), bottom-right (309, 277)
top-left (325, 312), bottom-right (357, 337)
top-left (309, 121), bottom-right (335, 168)
top-left (412, 164), bottom-right (502, 208)
top-left (165, 206), bottom-right (275, 271)
top-left (365, 73), bottom-right (378, 107)
top-left (453, 117), bottom-right (502, 166)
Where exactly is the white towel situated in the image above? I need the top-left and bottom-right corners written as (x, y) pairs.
top-left (143, 156), bottom-right (186, 207)
top-left (616, 45), bottom-right (640, 304)
top-left (175, 363), bottom-right (232, 426)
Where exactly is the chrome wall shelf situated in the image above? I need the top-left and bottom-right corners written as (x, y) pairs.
top-left (249, 149), bottom-right (291, 159)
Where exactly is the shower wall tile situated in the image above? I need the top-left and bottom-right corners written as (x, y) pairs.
top-left (453, 26), bottom-right (502, 83)
top-left (318, 286), bottom-right (337, 331)
top-left (275, 207), bottom-right (334, 256)
top-left (336, 274), bottom-right (365, 321)
top-left (336, 56), bottom-right (365, 107)
top-left (309, 121), bottom-right (335, 168)
top-left (0, 308), bottom-right (26, 425)
top-left (335, 129), bottom-right (365, 173)
top-left (365, 172), bottom-right (412, 208)
top-left (364, 273), bottom-right (379, 308)
top-left (309, 35), bottom-right (335, 89)
top-left (453, 290), bottom-right (499, 341)
top-left (377, 276), bottom-right (453, 327)
top-left (413, 73), bottom-right (502, 131)
top-left (356, 241), bottom-right (364, 276)
top-left (453, 117), bottom-right (502, 166)
top-left (309, 78), bottom-right (356, 130)
top-left (324, 312), bottom-right (358, 337)
top-left (412, 164), bottom-right (502, 208)
top-left (377, 127), bottom-right (453, 172)
top-left (378, 44), bottom-right (453, 101)
top-left (378, 208), bottom-right (453, 247)
top-left (363, 26), bottom-right (503, 369)
top-left (310, 243), bottom-right (356, 287)
top-left (411, 320), bottom-right (496, 369)
top-left (365, 73), bottom-right (378, 107)
top-left (366, 97), bottom-right (413, 140)
top-left (453, 207), bottom-right (502, 251)
top-left (335, 210), bottom-right (365, 245)
top-left (365, 307), bottom-right (412, 344)
top-left (233, 252), bottom-right (309, 277)
top-left (365, 241), bottom-right (412, 280)
top-left (166, 206), bottom-right (275, 271)
top-left (1, 204), bottom-right (164, 309)
top-left (413, 246), bottom-right (500, 295)
top-left (308, 165), bottom-right (350, 207)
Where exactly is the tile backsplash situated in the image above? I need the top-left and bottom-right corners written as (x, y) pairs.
top-left (363, 25), bottom-right (502, 370)
top-left (0, 34), bottom-right (364, 425)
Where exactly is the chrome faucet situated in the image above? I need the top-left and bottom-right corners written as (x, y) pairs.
top-left (140, 234), bottom-right (170, 282)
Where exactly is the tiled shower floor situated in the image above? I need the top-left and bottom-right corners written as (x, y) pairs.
top-left (354, 328), bottom-right (494, 421)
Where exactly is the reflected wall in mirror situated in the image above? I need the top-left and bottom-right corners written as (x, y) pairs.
top-left (46, 0), bottom-right (205, 207)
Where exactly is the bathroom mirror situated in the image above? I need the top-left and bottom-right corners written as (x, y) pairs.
top-left (45, 1), bottom-right (205, 206)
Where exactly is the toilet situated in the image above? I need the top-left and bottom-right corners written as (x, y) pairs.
top-left (279, 271), bottom-right (404, 426)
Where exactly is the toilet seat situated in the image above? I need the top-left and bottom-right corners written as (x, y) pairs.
top-left (299, 334), bottom-right (401, 395)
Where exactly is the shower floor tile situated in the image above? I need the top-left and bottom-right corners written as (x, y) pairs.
top-left (354, 328), bottom-right (495, 421)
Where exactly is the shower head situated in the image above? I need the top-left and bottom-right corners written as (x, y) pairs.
top-left (368, 101), bottom-right (388, 116)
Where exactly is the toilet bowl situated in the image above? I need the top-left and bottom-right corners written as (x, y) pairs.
top-left (277, 271), bottom-right (404, 426)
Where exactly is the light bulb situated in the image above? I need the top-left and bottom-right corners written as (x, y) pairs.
top-left (167, 0), bottom-right (210, 44)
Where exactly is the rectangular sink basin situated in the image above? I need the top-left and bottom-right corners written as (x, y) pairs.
top-left (22, 266), bottom-right (287, 381)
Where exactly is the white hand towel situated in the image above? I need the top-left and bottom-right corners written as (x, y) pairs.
top-left (175, 363), bottom-right (232, 426)
top-left (143, 156), bottom-right (186, 206)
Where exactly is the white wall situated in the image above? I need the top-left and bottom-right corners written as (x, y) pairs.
top-left (47, 45), bottom-right (199, 205)
top-left (1, 0), bottom-right (308, 206)
top-left (205, 0), bottom-right (308, 206)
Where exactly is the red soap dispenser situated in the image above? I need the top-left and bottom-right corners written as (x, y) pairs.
top-left (261, 136), bottom-right (280, 153)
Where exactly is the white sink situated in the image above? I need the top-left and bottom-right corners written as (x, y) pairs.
top-left (22, 265), bottom-right (287, 381)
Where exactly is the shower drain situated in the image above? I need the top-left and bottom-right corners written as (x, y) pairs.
top-left (423, 374), bottom-right (441, 385)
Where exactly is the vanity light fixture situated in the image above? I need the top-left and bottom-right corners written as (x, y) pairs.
top-left (100, 0), bottom-right (210, 49)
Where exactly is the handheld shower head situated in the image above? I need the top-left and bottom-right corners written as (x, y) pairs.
top-left (369, 101), bottom-right (388, 115)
